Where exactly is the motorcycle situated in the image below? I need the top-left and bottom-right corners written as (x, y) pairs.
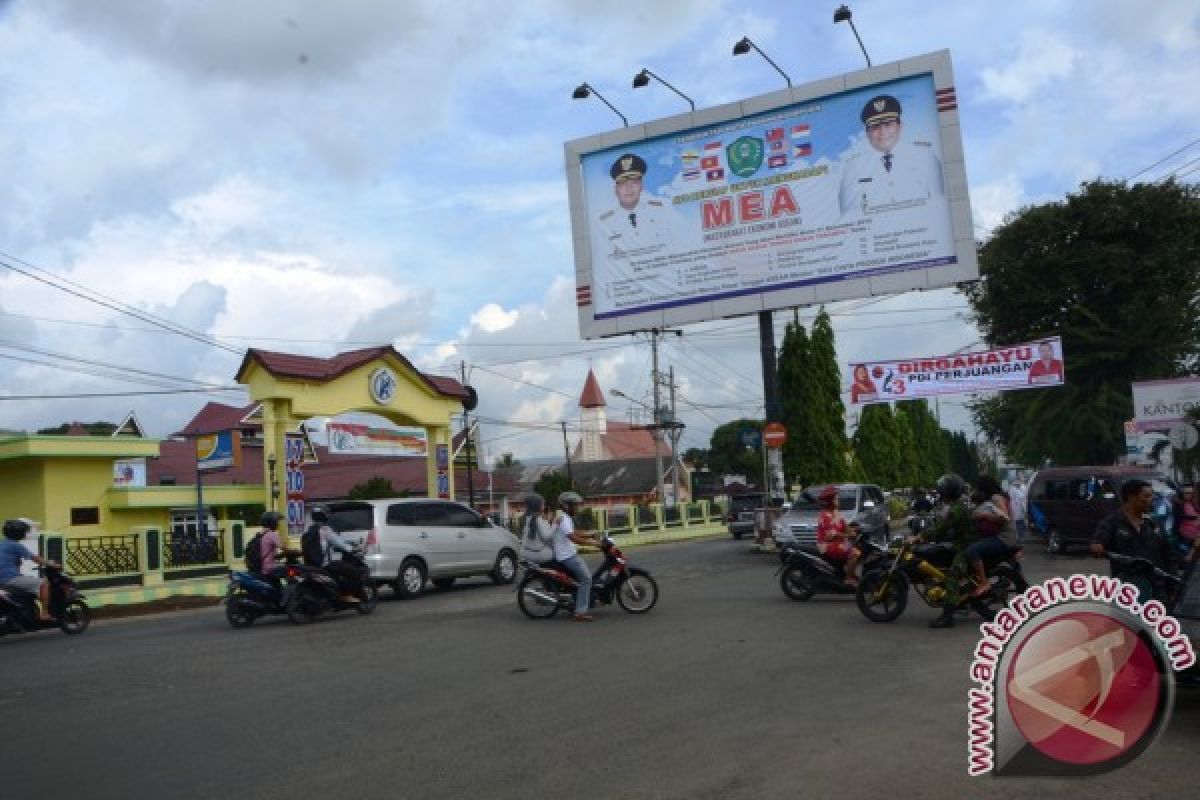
top-left (224, 567), bottom-right (292, 628)
top-left (0, 565), bottom-right (90, 636)
top-left (284, 547), bottom-right (379, 624)
top-left (517, 533), bottom-right (658, 618)
top-left (777, 531), bottom-right (891, 602)
top-left (856, 537), bottom-right (1027, 623)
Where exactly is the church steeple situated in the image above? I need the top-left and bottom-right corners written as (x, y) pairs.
top-left (579, 369), bottom-right (607, 461)
top-left (579, 369), bottom-right (606, 409)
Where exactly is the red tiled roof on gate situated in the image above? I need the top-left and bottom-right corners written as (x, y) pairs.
top-left (235, 346), bottom-right (469, 399)
top-left (174, 402), bottom-right (261, 437)
top-left (579, 369), bottom-right (606, 408)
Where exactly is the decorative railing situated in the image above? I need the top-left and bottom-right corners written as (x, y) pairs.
top-left (65, 534), bottom-right (140, 576)
top-left (163, 532), bottom-right (226, 568)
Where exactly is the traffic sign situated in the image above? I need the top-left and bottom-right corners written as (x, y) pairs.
top-left (763, 422), bottom-right (787, 449)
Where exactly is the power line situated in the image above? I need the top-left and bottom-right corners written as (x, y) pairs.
top-left (0, 387), bottom-right (245, 400)
top-left (1128, 136), bottom-right (1200, 180)
top-left (0, 250), bottom-right (243, 356)
top-left (470, 364), bottom-right (577, 400)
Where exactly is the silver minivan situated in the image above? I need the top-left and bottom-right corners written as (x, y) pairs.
top-left (771, 483), bottom-right (890, 549)
top-left (324, 498), bottom-right (520, 599)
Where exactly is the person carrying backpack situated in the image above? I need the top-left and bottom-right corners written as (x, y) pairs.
top-left (244, 511), bottom-right (284, 590)
top-left (303, 507), bottom-right (359, 603)
top-left (519, 494), bottom-right (555, 566)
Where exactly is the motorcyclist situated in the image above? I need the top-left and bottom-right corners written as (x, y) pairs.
top-left (552, 491), bottom-right (596, 622)
top-left (1, 519), bottom-right (59, 622)
top-left (920, 474), bottom-right (976, 629)
top-left (518, 494), bottom-right (555, 566)
top-left (815, 485), bottom-right (861, 586)
top-left (309, 506), bottom-right (361, 603)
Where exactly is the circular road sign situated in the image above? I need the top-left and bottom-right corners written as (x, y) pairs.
top-left (1167, 422), bottom-right (1198, 450)
top-left (763, 422), bottom-right (787, 449)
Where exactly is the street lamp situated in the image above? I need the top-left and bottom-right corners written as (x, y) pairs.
top-left (731, 37), bottom-right (792, 87)
top-left (833, 5), bottom-right (872, 68)
top-left (632, 68), bottom-right (695, 111)
top-left (571, 82), bottom-right (628, 127)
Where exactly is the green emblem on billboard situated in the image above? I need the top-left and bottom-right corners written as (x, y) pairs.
top-left (726, 136), bottom-right (764, 178)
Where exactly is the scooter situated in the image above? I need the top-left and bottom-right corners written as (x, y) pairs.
top-left (777, 530), bottom-right (891, 602)
top-left (284, 547), bottom-right (379, 624)
top-left (0, 565), bottom-right (90, 636)
top-left (224, 567), bottom-right (291, 628)
top-left (517, 533), bottom-right (658, 618)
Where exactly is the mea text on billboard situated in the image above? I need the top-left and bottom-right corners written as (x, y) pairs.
top-left (565, 50), bottom-right (976, 339)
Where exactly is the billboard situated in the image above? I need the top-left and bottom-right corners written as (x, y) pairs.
top-left (849, 336), bottom-right (1064, 405)
top-left (1131, 377), bottom-right (1200, 432)
top-left (566, 50), bottom-right (975, 339)
top-left (196, 430), bottom-right (241, 471)
top-left (327, 422), bottom-right (428, 457)
top-left (112, 458), bottom-right (147, 487)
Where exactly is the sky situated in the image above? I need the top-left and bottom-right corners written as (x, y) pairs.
top-left (1, 0), bottom-right (1198, 462)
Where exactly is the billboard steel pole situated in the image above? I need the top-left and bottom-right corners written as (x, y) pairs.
top-left (651, 330), bottom-right (666, 507)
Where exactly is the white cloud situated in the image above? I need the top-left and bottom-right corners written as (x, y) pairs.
top-left (980, 30), bottom-right (1078, 105)
top-left (469, 303), bottom-right (519, 334)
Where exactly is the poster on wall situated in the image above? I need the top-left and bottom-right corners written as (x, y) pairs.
top-left (112, 458), bottom-right (147, 487)
top-left (284, 433), bottom-right (306, 536)
top-left (566, 50), bottom-right (976, 338)
top-left (849, 337), bottom-right (1064, 405)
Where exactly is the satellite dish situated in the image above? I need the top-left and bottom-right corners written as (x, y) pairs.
top-left (463, 385), bottom-right (479, 412)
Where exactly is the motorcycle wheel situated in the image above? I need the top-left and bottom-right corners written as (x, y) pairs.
top-left (286, 588), bottom-right (316, 625)
top-left (780, 565), bottom-right (816, 602)
top-left (356, 583), bottom-right (379, 615)
top-left (617, 571), bottom-right (658, 614)
top-left (225, 592), bottom-right (255, 629)
top-left (517, 575), bottom-right (561, 619)
top-left (856, 570), bottom-right (907, 623)
top-left (59, 600), bottom-right (91, 635)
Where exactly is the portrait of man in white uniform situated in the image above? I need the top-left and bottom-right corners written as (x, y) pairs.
top-left (838, 94), bottom-right (944, 217)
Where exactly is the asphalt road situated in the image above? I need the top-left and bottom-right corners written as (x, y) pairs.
top-left (3, 537), bottom-right (1197, 799)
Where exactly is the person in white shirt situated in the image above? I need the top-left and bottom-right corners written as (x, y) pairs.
top-left (1008, 480), bottom-right (1029, 544)
top-left (552, 491), bottom-right (596, 621)
top-left (839, 94), bottom-right (944, 217)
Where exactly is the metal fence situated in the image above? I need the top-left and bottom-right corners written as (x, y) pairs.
top-left (65, 534), bottom-right (140, 576)
top-left (163, 532), bottom-right (226, 568)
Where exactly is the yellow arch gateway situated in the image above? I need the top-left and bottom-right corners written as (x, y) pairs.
top-left (234, 346), bottom-right (469, 514)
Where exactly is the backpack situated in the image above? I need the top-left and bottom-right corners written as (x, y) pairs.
top-left (521, 515), bottom-right (553, 563)
top-left (301, 523), bottom-right (324, 567)
top-left (244, 532), bottom-right (264, 573)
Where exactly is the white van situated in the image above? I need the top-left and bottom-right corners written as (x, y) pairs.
top-left (323, 498), bottom-right (519, 599)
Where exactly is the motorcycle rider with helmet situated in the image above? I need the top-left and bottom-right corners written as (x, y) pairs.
top-left (921, 474), bottom-right (977, 629)
top-left (1, 519), bottom-right (59, 622)
top-left (308, 506), bottom-right (360, 602)
top-left (552, 491), bottom-right (597, 622)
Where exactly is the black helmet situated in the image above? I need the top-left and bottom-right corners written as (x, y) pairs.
top-left (936, 473), bottom-right (965, 502)
top-left (522, 493), bottom-right (544, 513)
top-left (311, 506), bottom-right (328, 523)
top-left (260, 511), bottom-right (283, 530)
top-left (3, 519), bottom-right (31, 540)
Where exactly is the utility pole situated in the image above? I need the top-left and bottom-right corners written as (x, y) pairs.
top-left (650, 329), bottom-right (666, 506)
top-left (668, 365), bottom-right (681, 508)
top-left (461, 361), bottom-right (475, 507)
top-left (561, 420), bottom-right (574, 485)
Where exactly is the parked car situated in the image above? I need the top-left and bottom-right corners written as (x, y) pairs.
top-left (772, 483), bottom-right (890, 550)
top-left (726, 493), bottom-right (766, 539)
top-left (323, 498), bottom-right (520, 598)
top-left (1026, 466), bottom-right (1170, 554)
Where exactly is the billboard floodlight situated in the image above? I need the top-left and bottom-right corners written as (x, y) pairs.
top-left (731, 36), bottom-right (792, 88)
top-left (571, 82), bottom-right (628, 127)
top-left (631, 68), bottom-right (695, 111)
top-left (833, 5), bottom-right (872, 67)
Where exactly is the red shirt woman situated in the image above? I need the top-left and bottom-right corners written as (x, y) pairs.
top-left (815, 486), bottom-right (852, 561)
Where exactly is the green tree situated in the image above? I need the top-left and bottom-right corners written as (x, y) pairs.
top-left (533, 470), bottom-right (578, 506)
top-left (942, 430), bottom-right (980, 484)
top-left (853, 404), bottom-right (902, 488)
top-left (682, 447), bottom-right (709, 470)
top-left (777, 318), bottom-right (810, 483)
top-left (897, 399), bottom-right (949, 486)
top-left (495, 452), bottom-right (522, 469)
top-left (966, 180), bottom-right (1200, 465)
top-left (893, 405), bottom-right (919, 489)
top-left (707, 418), bottom-right (766, 489)
top-left (778, 308), bottom-right (847, 486)
top-left (347, 476), bottom-right (402, 500)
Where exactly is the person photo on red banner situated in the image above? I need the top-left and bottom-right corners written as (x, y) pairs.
top-left (850, 364), bottom-right (878, 404)
top-left (1027, 340), bottom-right (1064, 385)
